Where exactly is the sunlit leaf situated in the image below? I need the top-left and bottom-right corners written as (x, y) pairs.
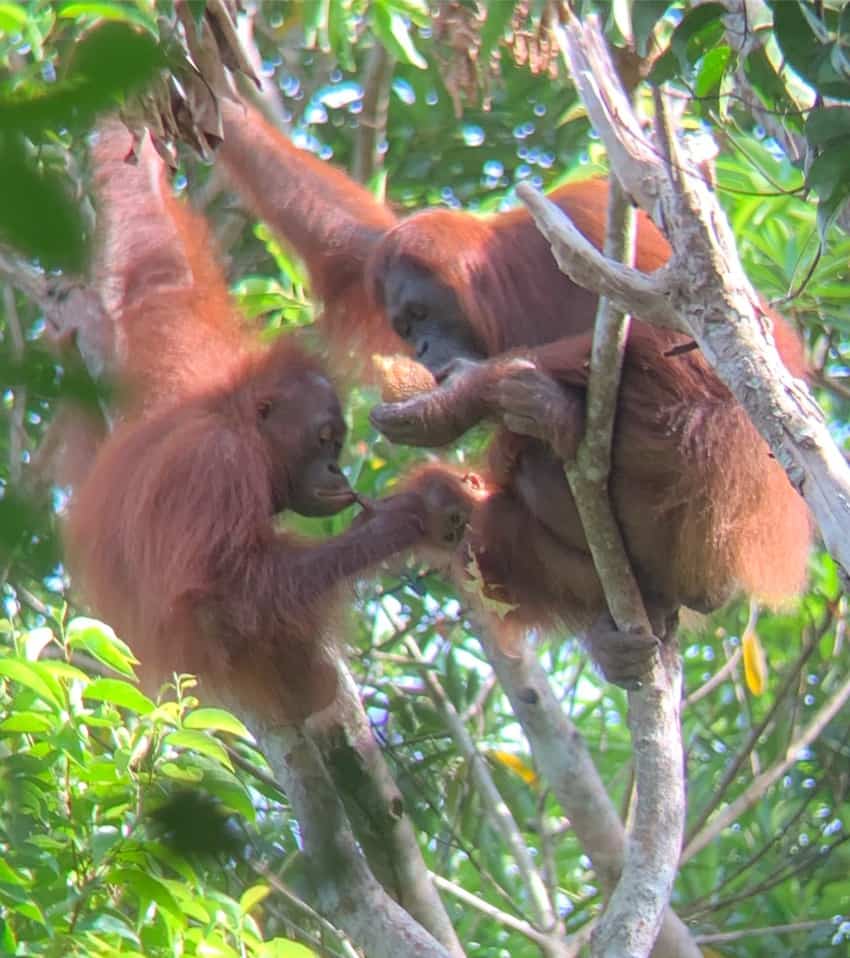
top-left (0, 2), bottom-right (26, 33)
top-left (239, 884), bottom-right (271, 914)
top-left (109, 867), bottom-right (183, 919)
top-left (0, 657), bottom-right (65, 710)
top-left (487, 749), bottom-right (538, 786)
top-left (371, 3), bottom-right (427, 69)
top-left (184, 708), bottom-right (252, 739)
top-left (84, 678), bottom-right (155, 714)
top-left (742, 626), bottom-right (768, 696)
top-left (67, 617), bottom-right (139, 676)
top-left (164, 730), bottom-right (233, 769)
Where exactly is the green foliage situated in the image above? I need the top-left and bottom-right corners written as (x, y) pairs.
top-left (0, 618), bottom-right (325, 957)
top-left (0, 10), bottom-right (163, 270)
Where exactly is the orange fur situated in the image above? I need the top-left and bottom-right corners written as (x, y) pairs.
top-left (216, 99), bottom-right (812, 648)
top-left (67, 122), bottom-right (460, 720)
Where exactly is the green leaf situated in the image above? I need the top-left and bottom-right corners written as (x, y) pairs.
top-left (109, 867), bottom-right (183, 920)
top-left (806, 106), bottom-right (850, 146)
top-left (77, 912), bottom-right (140, 944)
top-left (12, 900), bottom-right (45, 926)
top-left (67, 617), bottom-right (139, 676)
top-left (57, 1), bottom-right (156, 31)
top-left (695, 45), bottom-right (731, 97)
top-left (0, 710), bottom-right (56, 733)
top-left (371, 3), bottom-right (427, 69)
top-left (0, 657), bottom-right (65, 710)
top-left (239, 884), bottom-right (270, 914)
top-left (164, 730), bottom-right (233, 769)
top-left (0, 858), bottom-right (25, 885)
top-left (744, 46), bottom-right (803, 134)
top-left (772, 0), bottom-right (846, 96)
top-left (0, 917), bottom-right (16, 954)
top-left (479, 0), bottom-right (515, 64)
top-left (807, 141), bottom-right (850, 200)
top-left (160, 761), bottom-right (204, 783)
top-left (633, 1), bottom-right (670, 57)
top-left (84, 678), bottom-right (155, 714)
top-left (199, 771), bottom-right (256, 821)
top-left (259, 938), bottom-right (319, 957)
top-left (0, 21), bottom-right (162, 135)
top-left (0, 3), bottom-right (26, 33)
top-left (0, 136), bottom-right (87, 272)
top-left (184, 708), bottom-right (252, 739)
top-left (671, 2), bottom-right (726, 67)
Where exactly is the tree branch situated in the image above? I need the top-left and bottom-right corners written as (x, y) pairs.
top-left (521, 73), bottom-right (688, 953)
top-left (245, 714), bottom-right (455, 958)
top-left (352, 43), bottom-right (395, 184)
top-left (478, 629), bottom-right (701, 958)
top-left (683, 670), bottom-right (850, 863)
top-left (403, 636), bottom-right (569, 956)
top-left (309, 663), bottom-right (464, 957)
top-left (546, 13), bottom-right (850, 581)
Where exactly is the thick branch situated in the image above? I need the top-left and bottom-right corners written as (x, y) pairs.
top-left (514, 186), bottom-right (682, 333)
top-left (479, 630), bottom-right (701, 958)
top-left (309, 663), bottom-right (464, 958)
top-left (245, 714), bottom-right (453, 958)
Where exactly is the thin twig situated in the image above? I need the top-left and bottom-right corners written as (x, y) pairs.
top-left (683, 670), bottom-right (850, 862)
top-left (403, 636), bottom-right (565, 949)
top-left (685, 626), bottom-right (820, 845)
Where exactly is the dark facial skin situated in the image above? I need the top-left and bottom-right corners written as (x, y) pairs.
top-left (382, 260), bottom-right (484, 373)
top-left (258, 371), bottom-right (355, 516)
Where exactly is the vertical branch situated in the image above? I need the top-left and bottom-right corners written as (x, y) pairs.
top-left (561, 180), bottom-right (650, 636)
top-left (352, 43), bottom-right (395, 184)
top-left (478, 627), bottom-right (701, 958)
top-left (516, 17), bottom-right (687, 954)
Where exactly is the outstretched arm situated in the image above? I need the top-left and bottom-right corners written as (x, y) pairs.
top-left (276, 469), bottom-right (483, 608)
top-left (218, 99), bottom-right (398, 304)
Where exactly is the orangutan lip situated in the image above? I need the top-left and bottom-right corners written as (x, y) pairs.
top-left (316, 489), bottom-right (356, 504)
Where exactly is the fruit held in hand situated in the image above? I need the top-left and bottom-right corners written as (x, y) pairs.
top-left (372, 354), bottom-right (437, 401)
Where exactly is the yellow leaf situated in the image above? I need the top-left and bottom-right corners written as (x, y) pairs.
top-left (487, 749), bottom-right (538, 785)
top-left (742, 626), bottom-right (768, 696)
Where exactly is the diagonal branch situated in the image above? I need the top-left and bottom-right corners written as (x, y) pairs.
top-left (309, 662), bottom-right (465, 957)
top-left (403, 636), bottom-right (570, 957)
top-left (479, 628), bottom-right (701, 958)
top-left (245, 713), bottom-right (455, 958)
top-left (683, 669), bottom-right (850, 862)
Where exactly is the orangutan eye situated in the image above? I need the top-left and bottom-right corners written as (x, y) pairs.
top-left (257, 399), bottom-right (273, 421)
top-left (318, 422), bottom-right (334, 444)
